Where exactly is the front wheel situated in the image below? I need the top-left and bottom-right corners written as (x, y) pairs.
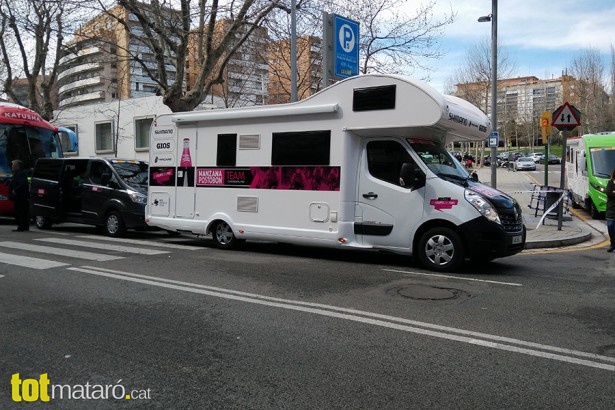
top-left (35, 215), bottom-right (52, 230)
top-left (417, 227), bottom-right (465, 272)
top-left (104, 210), bottom-right (126, 237)
top-left (211, 220), bottom-right (243, 249)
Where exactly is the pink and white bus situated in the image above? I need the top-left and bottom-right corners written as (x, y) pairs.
top-left (0, 102), bottom-right (63, 214)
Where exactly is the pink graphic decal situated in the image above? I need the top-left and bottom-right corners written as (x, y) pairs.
top-left (152, 169), bottom-right (174, 184)
top-left (249, 166), bottom-right (340, 191)
top-left (180, 137), bottom-right (192, 167)
top-left (470, 186), bottom-right (500, 198)
top-left (430, 198), bottom-right (459, 211)
top-left (194, 166), bottom-right (341, 190)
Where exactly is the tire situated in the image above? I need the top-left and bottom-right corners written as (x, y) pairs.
top-left (417, 227), bottom-right (465, 272)
top-left (590, 202), bottom-right (602, 220)
top-left (34, 215), bottom-right (52, 230)
top-left (211, 220), bottom-right (242, 249)
top-left (103, 210), bottom-right (126, 237)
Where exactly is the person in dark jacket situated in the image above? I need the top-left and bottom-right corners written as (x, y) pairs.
top-left (606, 168), bottom-right (615, 252)
top-left (8, 159), bottom-right (30, 231)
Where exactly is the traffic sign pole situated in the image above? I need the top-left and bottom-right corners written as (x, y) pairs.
top-left (550, 102), bottom-right (581, 231)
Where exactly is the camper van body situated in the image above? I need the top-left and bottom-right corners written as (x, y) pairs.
top-left (147, 74), bottom-right (526, 271)
top-left (566, 132), bottom-right (615, 218)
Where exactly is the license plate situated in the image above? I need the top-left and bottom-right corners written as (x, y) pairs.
top-left (512, 235), bottom-right (522, 244)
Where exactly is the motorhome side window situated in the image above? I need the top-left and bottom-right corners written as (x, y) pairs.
top-left (271, 131), bottom-right (330, 165)
top-left (366, 141), bottom-right (413, 187)
top-left (217, 134), bottom-right (237, 166)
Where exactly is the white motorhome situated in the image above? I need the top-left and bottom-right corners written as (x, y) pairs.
top-left (147, 74), bottom-right (526, 271)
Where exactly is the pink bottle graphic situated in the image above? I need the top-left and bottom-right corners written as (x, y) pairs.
top-left (180, 138), bottom-right (192, 186)
top-left (180, 138), bottom-right (192, 167)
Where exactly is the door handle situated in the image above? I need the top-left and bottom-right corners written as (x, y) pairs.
top-left (363, 192), bottom-right (378, 199)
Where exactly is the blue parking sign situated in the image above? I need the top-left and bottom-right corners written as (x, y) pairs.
top-left (334, 15), bottom-right (359, 78)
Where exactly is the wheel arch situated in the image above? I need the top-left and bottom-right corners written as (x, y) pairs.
top-left (412, 219), bottom-right (461, 256)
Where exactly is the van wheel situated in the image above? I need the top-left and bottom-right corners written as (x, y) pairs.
top-left (35, 216), bottom-right (52, 230)
top-left (586, 199), bottom-right (602, 219)
top-left (104, 211), bottom-right (126, 237)
top-left (212, 221), bottom-right (242, 249)
top-left (417, 227), bottom-right (464, 272)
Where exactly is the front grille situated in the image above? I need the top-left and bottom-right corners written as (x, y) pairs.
top-left (500, 212), bottom-right (524, 232)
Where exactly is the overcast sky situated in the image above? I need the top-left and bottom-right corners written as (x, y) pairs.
top-left (408, 0), bottom-right (615, 93)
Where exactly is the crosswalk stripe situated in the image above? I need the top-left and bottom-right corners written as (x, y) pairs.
top-left (77, 235), bottom-right (204, 250)
top-left (0, 251), bottom-right (70, 269)
top-left (0, 242), bottom-right (122, 261)
top-left (35, 238), bottom-right (170, 255)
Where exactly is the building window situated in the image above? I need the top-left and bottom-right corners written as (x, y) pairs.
top-left (95, 121), bottom-right (114, 153)
top-left (135, 117), bottom-right (153, 150)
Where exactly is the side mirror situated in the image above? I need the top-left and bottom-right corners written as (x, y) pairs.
top-left (470, 171), bottom-right (479, 182)
top-left (399, 163), bottom-right (425, 190)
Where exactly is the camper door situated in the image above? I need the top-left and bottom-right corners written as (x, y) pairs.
top-left (175, 126), bottom-right (197, 218)
top-left (356, 139), bottom-right (424, 248)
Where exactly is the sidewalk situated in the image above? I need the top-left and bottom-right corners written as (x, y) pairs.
top-left (472, 166), bottom-right (607, 250)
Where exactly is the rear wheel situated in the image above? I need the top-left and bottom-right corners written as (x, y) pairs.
top-left (34, 215), bottom-right (52, 230)
top-left (417, 227), bottom-right (464, 272)
top-left (211, 220), bottom-right (243, 249)
top-left (104, 210), bottom-right (126, 237)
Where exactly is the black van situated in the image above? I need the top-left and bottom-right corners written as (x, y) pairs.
top-left (30, 158), bottom-right (149, 236)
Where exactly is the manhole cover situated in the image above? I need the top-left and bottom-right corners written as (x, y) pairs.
top-left (393, 284), bottom-right (461, 301)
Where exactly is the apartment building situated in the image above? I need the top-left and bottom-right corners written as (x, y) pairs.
top-left (187, 20), bottom-right (269, 108)
top-left (57, 4), bottom-right (181, 108)
top-left (268, 35), bottom-right (323, 104)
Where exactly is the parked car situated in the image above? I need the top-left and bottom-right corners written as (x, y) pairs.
top-left (514, 156), bottom-right (537, 171)
top-left (528, 152), bottom-right (545, 163)
top-left (538, 154), bottom-right (561, 164)
top-left (30, 157), bottom-right (150, 237)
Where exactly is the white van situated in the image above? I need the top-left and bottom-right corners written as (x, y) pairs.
top-left (147, 74), bottom-right (526, 271)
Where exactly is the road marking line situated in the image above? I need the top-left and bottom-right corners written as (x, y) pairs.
top-left (68, 266), bottom-right (614, 372)
top-left (0, 242), bottom-right (122, 261)
top-left (382, 268), bottom-right (523, 286)
top-left (35, 238), bottom-right (170, 255)
top-left (77, 235), bottom-right (203, 250)
top-left (0, 252), bottom-right (69, 269)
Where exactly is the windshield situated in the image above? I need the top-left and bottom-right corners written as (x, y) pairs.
top-left (590, 147), bottom-right (615, 178)
top-left (112, 161), bottom-right (149, 189)
top-left (0, 123), bottom-right (63, 177)
top-left (407, 138), bottom-right (468, 179)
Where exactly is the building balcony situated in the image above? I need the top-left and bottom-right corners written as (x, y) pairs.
top-left (58, 77), bottom-right (105, 95)
top-left (58, 91), bottom-right (105, 108)
top-left (57, 62), bottom-right (104, 81)
top-left (59, 47), bottom-right (103, 66)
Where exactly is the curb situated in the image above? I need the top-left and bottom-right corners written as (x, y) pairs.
top-left (524, 230), bottom-right (592, 249)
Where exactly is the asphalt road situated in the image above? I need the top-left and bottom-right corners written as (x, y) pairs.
top-left (1, 221), bottom-right (614, 409)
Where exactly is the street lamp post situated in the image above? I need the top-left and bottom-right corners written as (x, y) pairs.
top-left (479, 0), bottom-right (497, 188)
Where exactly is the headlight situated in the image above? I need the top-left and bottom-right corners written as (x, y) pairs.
top-left (127, 189), bottom-right (147, 204)
top-left (465, 189), bottom-right (501, 224)
top-left (590, 181), bottom-right (605, 193)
